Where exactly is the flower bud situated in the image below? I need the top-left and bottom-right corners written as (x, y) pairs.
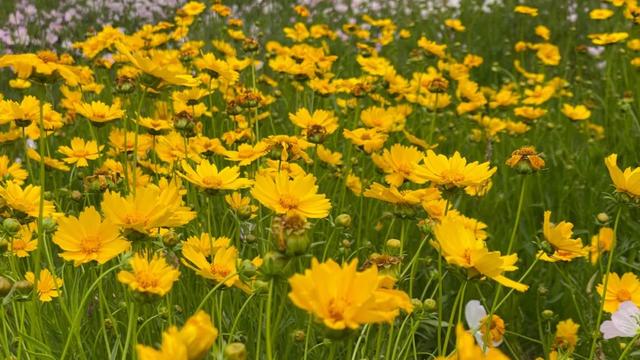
top-left (423, 298), bottom-right (437, 312)
top-left (335, 214), bottom-right (352, 228)
top-left (596, 212), bottom-right (609, 224)
top-left (261, 251), bottom-right (289, 278)
top-left (292, 329), bottom-right (305, 342)
top-left (3, 218), bottom-right (21, 235)
top-left (386, 238), bottom-right (402, 249)
top-left (0, 276), bottom-right (12, 297)
top-left (541, 309), bottom-right (554, 320)
top-left (42, 217), bottom-right (57, 233)
top-left (224, 342), bottom-right (247, 360)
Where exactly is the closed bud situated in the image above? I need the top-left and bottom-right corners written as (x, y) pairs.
top-left (42, 217), bottom-right (57, 233)
top-left (596, 212), bottom-right (609, 223)
top-left (0, 276), bottom-right (12, 296)
top-left (292, 329), bottom-right (305, 342)
top-left (410, 298), bottom-right (423, 311)
top-left (3, 218), bottom-right (21, 235)
top-left (238, 259), bottom-right (257, 279)
top-left (423, 298), bottom-right (437, 312)
top-left (541, 309), bottom-right (554, 320)
top-left (224, 342), bottom-right (247, 360)
top-left (261, 251), bottom-right (289, 278)
top-left (335, 214), bottom-right (352, 228)
top-left (386, 238), bottom-right (401, 249)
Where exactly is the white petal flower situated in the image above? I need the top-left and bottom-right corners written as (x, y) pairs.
top-left (600, 301), bottom-right (640, 340)
top-left (465, 300), bottom-right (503, 348)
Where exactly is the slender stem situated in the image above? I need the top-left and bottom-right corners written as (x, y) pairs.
top-left (265, 280), bottom-right (275, 360)
top-left (588, 206), bottom-right (623, 360)
top-left (121, 301), bottom-right (138, 360)
top-left (617, 331), bottom-right (640, 360)
top-left (506, 176), bottom-right (527, 254)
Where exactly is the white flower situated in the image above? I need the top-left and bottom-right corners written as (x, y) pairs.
top-left (465, 299), bottom-right (503, 348)
top-left (600, 301), bottom-right (640, 340)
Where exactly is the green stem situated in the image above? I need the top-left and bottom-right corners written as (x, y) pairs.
top-left (617, 331), bottom-right (640, 360)
top-left (265, 280), bottom-right (275, 360)
top-left (588, 206), bottom-right (623, 360)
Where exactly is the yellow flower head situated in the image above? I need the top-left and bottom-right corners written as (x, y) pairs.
top-left (596, 272), bottom-right (640, 313)
top-left (515, 5), bottom-right (538, 16)
top-left (288, 258), bottom-right (413, 330)
top-left (117, 252), bottom-right (180, 297)
top-left (25, 269), bottom-right (63, 302)
top-left (371, 144), bottom-right (429, 187)
top-left (181, 242), bottom-right (240, 287)
top-left (75, 101), bottom-right (124, 124)
top-left (604, 154), bottom-right (640, 199)
top-left (422, 150), bottom-right (496, 190)
top-left (53, 206), bottom-right (130, 266)
top-left (561, 104), bottom-right (591, 121)
top-left (137, 310), bottom-right (218, 360)
top-left (316, 145), bottom-right (343, 167)
top-left (58, 137), bottom-right (103, 167)
top-left (288, 108), bottom-right (338, 141)
top-left (540, 211), bottom-right (588, 262)
top-left (0, 155), bottom-right (28, 185)
top-left (101, 181), bottom-right (196, 235)
top-left (343, 127), bottom-right (388, 154)
top-left (0, 181), bottom-right (58, 218)
top-left (179, 159), bottom-right (252, 191)
top-left (252, 173), bottom-right (331, 219)
top-left (445, 323), bottom-right (509, 359)
top-left (553, 319), bottom-right (579, 352)
top-left (433, 214), bottom-right (528, 292)
top-left (590, 227), bottom-right (613, 264)
top-left (505, 146), bottom-right (545, 172)
top-left (589, 32), bottom-right (629, 45)
top-left (8, 223), bottom-right (37, 257)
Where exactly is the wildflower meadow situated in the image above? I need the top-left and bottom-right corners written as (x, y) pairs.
top-left (1, 0), bottom-right (640, 359)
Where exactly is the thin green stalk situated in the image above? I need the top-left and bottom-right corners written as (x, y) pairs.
top-left (588, 206), bottom-right (623, 360)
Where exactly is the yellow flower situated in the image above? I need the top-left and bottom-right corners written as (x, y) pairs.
top-left (597, 272), bottom-right (640, 313)
top-left (0, 155), bottom-right (28, 185)
top-left (194, 53), bottom-right (239, 83)
top-left (288, 108), bottom-right (338, 141)
top-left (0, 95), bottom-right (40, 126)
top-left (444, 19), bottom-right (465, 32)
top-left (223, 142), bottom-right (269, 166)
top-left (505, 146), bottom-right (545, 172)
top-left (0, 181), bottom-right (58, 218)
top-left (180, 1), bottom-right (205, 16)
top-left (539, 211), bottom-right (588, 262)
top-left (346, 173), bottom-right (363, 196)
top-left (364, 182), bottom-right (440, 207)
top-left (57, 137), bottom-right (103, 167)
top-left (604, 153), bottom-right (640, 199)
top-left (590, 227), bottom-right (613, 264)
top-left (589, 32), bottom-right (629, 45)
top-left (316, 145), bottom-right (343, 167)
top-left (433, 214), bottom-right (529, 292)
top-left (444, 324), bottom-right (509, 359)
top-left (553, 319), bottom-right (579, 352)
top-left (533, 43), bottom-right (561, 66)
top-left (224, 193), bottom-right (258, 219)
top-left (25, 269), bottom-right (63, 302)
top-left (101, 182), bottom-right (196, 235)
top-left (371, 144), bottom-right (429, 186)
top-left (418, 37), bottom-right (447, 58)
top-left (8, 223), bottom-right (37, 257)
top-left (422, 150), bottom-right (496, 190)
top-left (179, 159), bottom-right (252, 191)
top-left (117, 252), bottom-right (180, 297)
top-left (137, 310), bottom-right (218, 360)
top-left (75, 101), bottom-right (124, 124)
top-left (183, 233), bottom-right (231, 257)
top-left (53, 206), bottom-right (130, 266)
top-left (182, 243), bottom-right (240, 287)
top-left (137, 116), bottom-right (173, 134)
top-left (116, 43), bottom-right (199, 87)
top-left (343, 127), bottom-right (388, 153)
top-left (514, 5), bottom-right (538, 16)
top-left (288, 258), bottom-right (413, 330)
top-left (561, 104), bottom-right (591, 121)
top-left (535, 25), bottom-right (551, 40)
top-left (514, 106), bottom-right (547, 120)
top-left (251, 173), bottom-right (331, 219)
top-left (590, 8), bottom-right (614, 20)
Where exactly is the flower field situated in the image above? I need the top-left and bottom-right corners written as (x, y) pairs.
top-left (1, 0), bottom-right (640, 359)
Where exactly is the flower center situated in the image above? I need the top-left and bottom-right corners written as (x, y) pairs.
top-left (279, 195), bottom-right (299, 210)
top-left (441, 169), bottom-right (465, 184)
top-left (328, 298), bottom-right (347, 321)
top-left (202, 176), bottom-right (223, 188)
top-left (479, 315), bottom-right (506, 343)
top-left (81, 235), bottom-right (101, 254)
top-left (617, 289), bottom-right (632, 302)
